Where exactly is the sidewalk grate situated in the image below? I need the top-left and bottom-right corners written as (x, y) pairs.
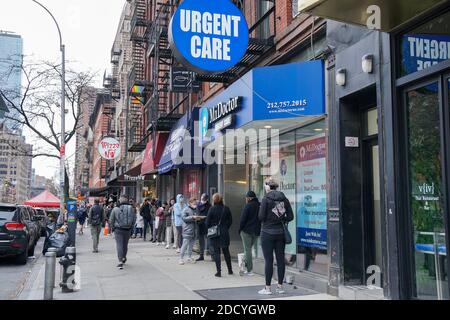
top-left (195, 285), bottom-right (318, 300)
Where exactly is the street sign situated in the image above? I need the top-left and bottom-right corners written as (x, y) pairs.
top-left (168, 0), bottom-right (249, 73)
top-left (60, 144), bottom-right (66, 157)
top-left (170, 66), bottom-right (201, 92)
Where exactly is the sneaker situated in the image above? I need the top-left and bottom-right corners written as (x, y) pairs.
top-left (196, 256), bottom-right (204, 262)
top-left (187, 258), bottom-right (196, 264)
top-left (215, 272), bottom-right (221, 278)
top-left (276, 286), bottom-right (285, 294)
top-left (179, 260), bottom-right (185, 265)
top-left (122, 258), bottom-right (127, 264)
top-left (156, 242), bottom-right (161, 246)
top-left (258, 287), bottom-right (273, 295)
top-left (162, 242), bottom-right (166, 245)
top-left (228, 270), bottom-right (234, 275)
top-left (117, 263), bottom-right (124, 270)
top-left (176, 249), bottom-right (181, 253)
top-left (244, 271), bottom-right (255, 276)
top-left (165, 245), bottom-right (170, 249)
top-left (172, 245), bottom-right (177, 249)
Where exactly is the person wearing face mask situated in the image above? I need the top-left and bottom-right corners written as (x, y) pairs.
top-left (195, 194), bottom-right (212, 261)
top-left (179, 198), bottom-right (201, 265)
top-left (173, 194), bottom-right (186, 253)
top-left (257, 178), bottom-right (294, 295)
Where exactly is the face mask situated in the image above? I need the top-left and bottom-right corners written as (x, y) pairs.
top-left (264, 184), bottom-right (271, 193)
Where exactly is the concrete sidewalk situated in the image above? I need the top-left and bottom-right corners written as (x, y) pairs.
top-left (19, 226), bottom-right (336, 300)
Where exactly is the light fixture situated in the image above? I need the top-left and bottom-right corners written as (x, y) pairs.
top-left (314, 128), bottom-right (323, 132)
top-left (362, 54), bottom-right (374, 73)
top-left (264, 125), bottom-right (272, 129)
top-left (336, 68), bottom-right (346, 86)
top-left (152, 174), bottom-right (157, 179)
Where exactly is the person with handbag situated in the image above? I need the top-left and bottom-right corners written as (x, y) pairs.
top-left (206, 193), bottom-right (233, 278)
top-left (257, 178), bottom-right (294, 295)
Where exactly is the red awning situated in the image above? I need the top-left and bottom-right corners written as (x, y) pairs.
top-left (141, 133), bottom-right (169, 175)
top-left (24, 190), bottom-right (60, 208)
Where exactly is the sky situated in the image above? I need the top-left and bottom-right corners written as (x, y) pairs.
top-left (0, 0), bottom-right (125, 180)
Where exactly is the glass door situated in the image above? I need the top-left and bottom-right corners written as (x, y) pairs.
top-left (405, 79), bottom-right (449, 300)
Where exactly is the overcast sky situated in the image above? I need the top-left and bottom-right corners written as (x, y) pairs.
top-left (0, 0), bottom-right (125, 180)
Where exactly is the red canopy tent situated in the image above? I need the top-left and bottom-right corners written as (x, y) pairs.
top-left (24, 190), bottom-right (60, 208)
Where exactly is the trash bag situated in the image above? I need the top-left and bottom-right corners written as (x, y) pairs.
top-left (45, 230), bottom-right (70, 257)
top-left (42, 222), bottom-right (57, 255)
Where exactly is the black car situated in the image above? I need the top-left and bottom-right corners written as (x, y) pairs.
top-left (34, 208), bottom-right (48, 237)
top-left (0, 203), bottom-right (40, 264)
top-left (19, 206), bottom-right (42, 240)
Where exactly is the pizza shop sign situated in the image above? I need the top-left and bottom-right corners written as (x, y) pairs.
top-left (98, 137), bottom-right (121, 160)
top-left (169, 0), bottom-right (249, 73)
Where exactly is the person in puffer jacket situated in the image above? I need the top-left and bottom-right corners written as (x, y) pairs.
top-left (173, 194), bottom-right (186, 253)
top-left (179, 197), bottom-right (200, 265)
top-left (257, 178), bottom-right (294, 296)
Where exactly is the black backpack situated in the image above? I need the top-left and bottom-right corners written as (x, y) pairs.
top-left (90, 205), bottom-right (102, 226)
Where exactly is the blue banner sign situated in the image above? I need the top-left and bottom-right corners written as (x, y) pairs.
top-left (402, 34), bottom-right (450, 76)
top-left (169, 0), bottom-right (249, 73)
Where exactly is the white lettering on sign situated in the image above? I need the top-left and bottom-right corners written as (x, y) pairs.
top-left (407, 36), bottom-right (450, 71)
top-left (179, 9), bottom-right (239, 62)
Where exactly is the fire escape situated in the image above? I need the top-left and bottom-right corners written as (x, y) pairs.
top-left (128, 0), bottom-right (151, 153)
top-left (146, 0), bottom-right (178, 133)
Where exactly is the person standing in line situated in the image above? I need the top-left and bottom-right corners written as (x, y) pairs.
top-left (105, 202), bottom-right (113, 235)
top-left (133, 207), bottom-right (144, 238)
top-left (169, 198), bottom-right (177, 249)
top-left (257, 179), bottom-right (294, 295)
top-left (206, 193), bottom-right (233, 277)
top-left (173, 194), bottom-right (186, 253)
top-left (239, 191), bottom-right (261, 276)
top-left (140, 198), bottom-right (153, 241)
top-left (77, 202), bottom-right (88, 235)
top-left (150, 199), bottom-right (158, 242)
top-left (88, 199), bottom-right (106, 253)
top-left (179, 197), bottom-right (200, 265)
top-left (109, 195), bottom-right (136, 270)
top-left (195, 194), bottom-right (211, 261)
top-left (164, 202), bottom-right (174, 249)
top-left (156, 201), bottom-right (166, 245)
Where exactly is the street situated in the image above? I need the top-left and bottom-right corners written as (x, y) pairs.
top-left (16, 227), bottom-right (333, 300)
top-left (0, 238), bottom-right (44, 300)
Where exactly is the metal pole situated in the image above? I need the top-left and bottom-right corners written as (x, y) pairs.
top-left (47, 248), bottom-right (58, 288)
top-left (32, 0), bottom-right (66, 219)
top-left (44, 251), bottom-right (56, 300)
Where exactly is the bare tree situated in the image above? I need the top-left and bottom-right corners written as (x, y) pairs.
top-left (0, 57), bottom-right (97, 198)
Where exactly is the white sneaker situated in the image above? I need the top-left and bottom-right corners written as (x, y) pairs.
top-left (258, 287), bottom-right (273, 295)
top-left (176, 248), bottom-right (181, 253)
top-left (179, 260), bottom-right (185, 265)
top-left (172, 245), bottom-right (177, 249)
top-left (157, 242), bottom-right (161, 246)
top-left (162, 242), bottom-right (165, 245)
top-left (276, 286), bottom-right (285, 294)
top-left (165, 245), bottom-right (170, 249)
top-left (244, 271), bottom-right (255, 276)
top-left (186, 258), bottom-right (196, 264)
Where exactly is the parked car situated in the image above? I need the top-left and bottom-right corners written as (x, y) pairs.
top-left (0, 203), bottom-right (40, 264)
top-left (34, 208), bottom-right (48, 237)
top-left (19, 206), bottom-right (42, 240)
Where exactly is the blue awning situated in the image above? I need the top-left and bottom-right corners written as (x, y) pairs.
top-left (158, 108), bottom-right (202, 174)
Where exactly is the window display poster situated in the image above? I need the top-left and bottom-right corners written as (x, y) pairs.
top-left (296, 135), bottom-right (327, 250)
top-left (275, 153), bottom-right (297, 255)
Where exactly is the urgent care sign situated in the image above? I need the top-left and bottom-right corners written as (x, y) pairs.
top-left (169, 0), bottom-right (249, 73)
top-left (98, 137), bottom-right (121, 160)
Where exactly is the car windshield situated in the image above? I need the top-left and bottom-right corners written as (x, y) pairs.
top-left (0, 206), bottom-right (18, 224)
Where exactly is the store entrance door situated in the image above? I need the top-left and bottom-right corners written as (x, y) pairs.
top-left (402, 76), bottom-right (450, 300)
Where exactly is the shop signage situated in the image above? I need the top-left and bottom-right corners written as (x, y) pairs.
top-left (98, 137), bottom-right (121, 160)
top-left (168, 0), bottom-right (249, 73)
top-left (296, 135), bottom-right (327, 250)
top-left (344, 137), bottom-right (359, 148)
top-left (402, 34), bottom-right (450, 75)
top-left (124, 175), bottom-right (145, 182)
top-left (170, 66), bottom-right (201, 92)
top-left (200, 96), bottom-right (241, 136)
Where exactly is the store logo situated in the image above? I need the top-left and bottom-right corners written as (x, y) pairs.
top-left (299, 146), bottom-right (306, 159)
top-left (200, 108), bottom-right (209, 138)
top-left (168, 0), bottom-right (249, 73)
top-left (98, 137), bottom-right (121, 160)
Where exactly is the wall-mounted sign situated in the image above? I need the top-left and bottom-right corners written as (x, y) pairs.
top-left (170, 66), bottom-right (201, 92)
top-left (98, 137), bottom-right (121, 160)
top-left (168, 0), bottom-right (249, 73)
top-left (201, 96), bottom-right (242, 137)
top-left (124, 175), bottom-right (145, 182)
top-left (345, 137), bottom-right (359, 148)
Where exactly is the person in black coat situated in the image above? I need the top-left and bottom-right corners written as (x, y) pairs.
top-left (206, 193), bottom-right (233, 277)
top-left (196, 194), bottom-right (212, 261)
top-left (239, 191), bottom-right (261, 275)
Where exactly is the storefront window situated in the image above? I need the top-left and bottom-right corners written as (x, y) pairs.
top-left (296, 120), bottom-right (328, 275)
top-left (400, 10), bottom-right (450, 77)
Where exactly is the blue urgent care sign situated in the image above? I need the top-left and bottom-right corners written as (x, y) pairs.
top-left (169, 0), bottom-right (249, 73)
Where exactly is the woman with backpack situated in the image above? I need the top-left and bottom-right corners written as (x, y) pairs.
top-left (206, 193), bottom-right (233, 277)
top-left (257, 178), bottom-right (294, 295)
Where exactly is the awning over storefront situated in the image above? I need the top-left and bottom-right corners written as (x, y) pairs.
top-left (141, 133), bottom-right (169, 175)
top-left (85, 186), bottom-right (111, 197)
top-left (298, 0), bottom-right (447, 32)
top-left (107, 164), bottom-right (148, 187)
top-left (158, 108), bottom-right (203, 175)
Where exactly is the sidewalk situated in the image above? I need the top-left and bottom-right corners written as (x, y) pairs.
top-left (19, 227), bottom-right (336, 300)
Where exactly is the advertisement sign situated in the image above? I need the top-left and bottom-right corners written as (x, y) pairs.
top-left (296, 135), bottom-right (327, 250)
top-left (402, 34), bottom-right (450, 75)
top-left (168, 0), bottom-right (249, 73)
top-left (98, 137), bottom-right (121, 160)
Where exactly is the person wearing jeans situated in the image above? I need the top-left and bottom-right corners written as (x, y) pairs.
top-left (239, 191), bottom-right (261, 275)
top-left (164, 202), bottom-right (173, 249)
top-left (173, 194), bottom-right (186, 253)
top-left (257, 179), bottom-right (294, 295)
top-left (196, 194), bottom-right (212, 261)
top-left (179, 198), bottom-right (199, 264)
